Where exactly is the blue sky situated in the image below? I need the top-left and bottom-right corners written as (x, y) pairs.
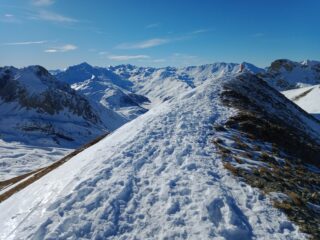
top-left (1, 0), bottom-right (319, 69)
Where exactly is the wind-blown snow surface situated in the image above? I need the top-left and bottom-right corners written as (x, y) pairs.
top-left (0, 139), bottom-right (70, 180)
top-left (282, 84), bottom-right (320, 120)
top-left (0, 75), bottom-right (304, 240)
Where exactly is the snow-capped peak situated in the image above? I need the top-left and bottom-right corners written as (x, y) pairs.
top-left (260, 59), bottom-right (320, 90)
top-left (0, 65), bottom-right (105, 148)
top-left (301, 59), bottom-right (320, 67)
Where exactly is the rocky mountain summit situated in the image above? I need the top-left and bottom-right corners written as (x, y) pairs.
top-left (260, 59), bottom-right (320, 91)
top-left (0, 65), bottom-right (104, 147)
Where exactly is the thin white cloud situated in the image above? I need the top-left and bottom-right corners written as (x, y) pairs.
top-left (117, 38), bottom-right (170, 49)
top-left (108, 55), bottom-right (150, 61)
top-left (44, 49), bottom-right (58, 53)
top-left (191, 28), bottom-right (212, 34)
top-left (146, 23), bottom-right (160, 29)
top-left (34, 10), bottom-right (78, 23)
top-left (32, 0), bottom-right (55, 6)
top-left (45, 44), bottom-right (77, 53)
top-left (1, 13), bottom-right (20, 23)
top-left (4, 40), bottom-right (47, 46)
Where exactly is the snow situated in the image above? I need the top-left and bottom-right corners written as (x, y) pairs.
top-left (301, 60), bottom-right (320, 67)
top-left (262, 59), bottom-right (320, 90)
top-left (282, 84), bottom-right (320, 119)
top-left (109, 62), bottom-right (264, 104)
top-left (0, 98), bottom-right (104, 179)
top-left (56, 63), bottom-right (149, 129)
top-left (0, 65), bottom-right (108, 179)
top-left (0, 139), bottom-right (70, 180)
top-left (0, 75), bottom-right (305, 239)
top-left (15, 67), bottom-right (50, 94)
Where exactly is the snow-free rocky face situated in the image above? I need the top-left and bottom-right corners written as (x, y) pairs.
top-left (1, 72), bottom-right (318, 239)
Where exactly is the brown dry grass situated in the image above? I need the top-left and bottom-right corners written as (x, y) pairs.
top-left (288, 192), bottom-right (304, 206)
top-left (223, 162), bottom-right (238, 175)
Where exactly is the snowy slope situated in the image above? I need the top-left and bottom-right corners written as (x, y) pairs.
top-left (56, 63), bottom-right (149, 128)
top-left (0, 73), bottom-right (305, 240)
top-left (0, 139), bottom-right (70, 180)
top-left (0, 66), bottom-right (107, 179)
top-left (260, 59), bottom-right (320, 91)
top-left (109, 62), bottom-right (264, 104)
top-left (282, 84), bottom-right (320, 120)
top-left (0, 66), bottom-right (105, 148)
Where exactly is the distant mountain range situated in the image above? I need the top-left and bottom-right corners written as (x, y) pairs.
top-left (55, 62), bottom-right (149, 130)
top-left (2, 70), bottom-right (319, 239)
top-left (1, 59), bottom-right (320, 239)
top-left (1, 59), bottom-right (319, 149)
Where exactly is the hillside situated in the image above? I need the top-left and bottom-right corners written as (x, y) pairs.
top-left (0, 65), bottom-right (104, 147)
top-left (56, 63), bottom-right (150, 129)
top-left (1, 73), bottom-right (318, 239)
top-left (260, 59), bottom-right (320, 91)
top-left (108, 62), bottom-right (264, 104)
top-left (0, 66), bottom-right (106, 178)
top-left (282, 84), bottom-right (320, 120)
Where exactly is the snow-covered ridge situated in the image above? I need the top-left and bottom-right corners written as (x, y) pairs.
top-left (56, 62), bottom-right (133, 89)
top-left (0, 65), bottom-right (100, 123)
top-left (1, 59), bottom-right (319, 182)
top-left (55, 63), bottom-right (150, 130)
top-left (260, 59), bottom-right (320, 90)
top-left (107, 62), bottom-right (264, 104)
top-left (0, 65), bottom-right (106, 148)
top-left (0, 73), bottom-right (306, 239)
top-left (55, 62), bottom-right (264, 109)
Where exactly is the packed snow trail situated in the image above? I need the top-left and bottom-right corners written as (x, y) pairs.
top-left (0, 75), bottom-right (305, 239)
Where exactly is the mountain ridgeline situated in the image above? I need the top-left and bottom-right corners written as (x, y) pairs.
top-left (0, 65), bottom-right (103, 147)
top-left (259, 59), bottom-right (320, 91)
top-left (0, 59), bottom-right (320, 239)
top-left (1, 59), bottom-right (319, 148)
top-left (1, 70), bottom-right (320, 239)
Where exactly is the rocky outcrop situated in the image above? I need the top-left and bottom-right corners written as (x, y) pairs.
top-left (260, 59), bottom-right (320, 90)
top-left (0, 66), bottom-right (105, 147)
